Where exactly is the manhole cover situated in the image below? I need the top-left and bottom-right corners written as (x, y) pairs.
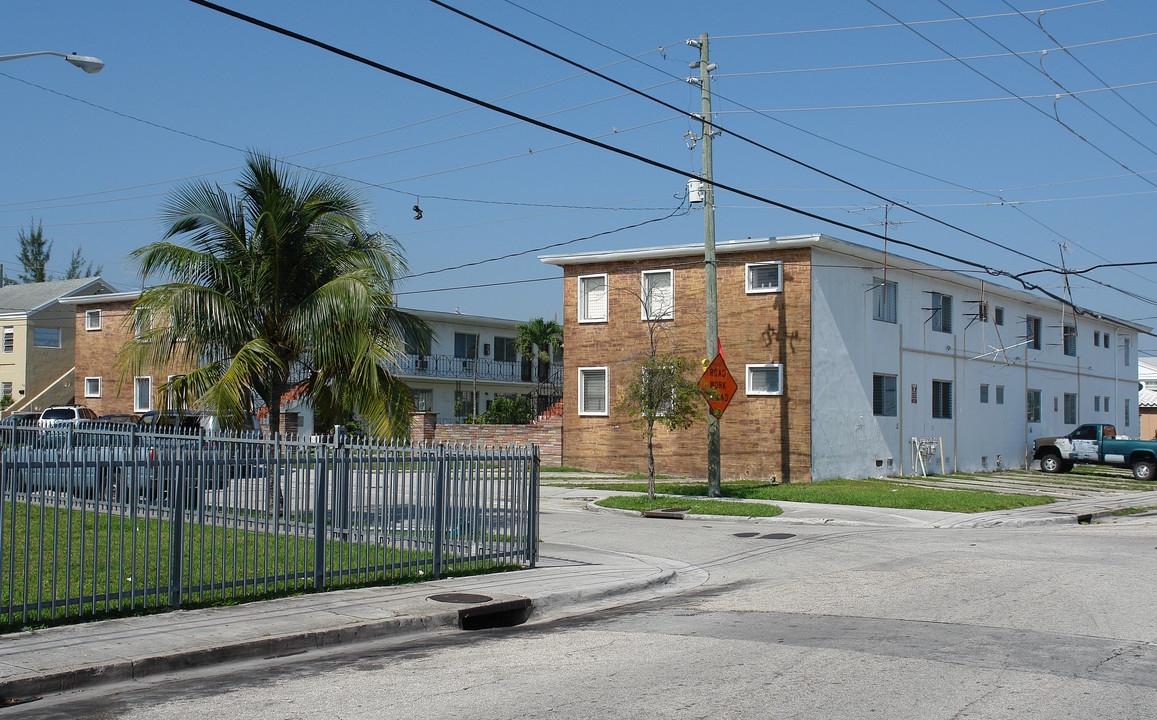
top-left (428, 593), bottom-right (493, 604)
top-left (760, 533), bottom-right (796, 540)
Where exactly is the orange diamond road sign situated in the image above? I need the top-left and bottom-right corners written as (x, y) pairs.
top-left (698, 354), bottom-right (737, 418)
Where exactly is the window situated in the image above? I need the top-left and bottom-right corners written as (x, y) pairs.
top-left (979, 384), bottom-right (989, 404)
top-left (745, 262), bottom-right (782, 294)
top-left (1094, 330), bottom-right (1101, 347)
top-left (1124, 336), bottom-right (1131, 367)
top-left (641, 269), bottom-right (674, 320)
top-left (1064, 393), bottom-right (1077, 424)
top-left (932, 380), bottom-right (952, 419)
top-left (84, 377), bottom-right (102, 398)
top-left (994, 306), bottom-right (1004, 325)
top-left (134, 309), bottom-right (151, 342)
top-left (454, 332), bottom-right (478, 360)
top-left (2, 327), bottom-right (12, 353)
top-left (411, 389), bottom-right (432, 412)
top-left (641, 366), bottom-right (676, 416)
top-left (747, 364), bottom-right (784, 396)
top-left (1, 381), bottom-right (11, 400)
top-left (1104, 333), bottom-right (1111, 349)
top-left (1125, 399), bottom-right (1131, 427)
top-left (1063, 324), bottom-right (1077, 357)
top-left (1026, 389), bottom-right (1042, 423)
top-left (996, 385), bottom-right (1005, 404)
top-left (134, 376), bottom-right (152, 413)
top-left (872, 374), bottom-right (897, 417)
top-left (33, 327), bottom-right (60, 348)
top-left (872, 279), bottom-right (897, 324)
top-left (1105, 396), bottom-right (1110, 412)
top-left (931, 293), bottom-right (952, 333)
top-left (493, 336), bottom-right (517, 363)
top-left (578, 367), bottom-right (608, 415)
top-left (454, 390), bottom-right (477, 418)
top-left (1026, 315), bottom-right (1042, 350)
top-left (1094, 396), bottom-right (1101, 412)
top-left (85, 309), bottom-right (102, 331)
top-left (578, 274), bottom-right (608, 323)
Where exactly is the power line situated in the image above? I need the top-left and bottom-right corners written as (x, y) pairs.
top-left (186, 0), bottom-right (1137, 320)
top-left (862, 0), bottom-right (1157, 191)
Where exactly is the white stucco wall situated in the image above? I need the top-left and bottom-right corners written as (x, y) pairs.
top-left (810, 247), bottom-right (1141, 480)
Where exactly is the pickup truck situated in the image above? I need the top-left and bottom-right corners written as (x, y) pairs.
top-left (1033, 423), bottom-right (1157, 480)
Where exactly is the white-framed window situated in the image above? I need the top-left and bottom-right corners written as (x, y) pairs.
top-left (1, 381), bottom-right (11, 400)
top-left (1094, 330), bottom-right (1101, 347)
top-left (1026, 316), bottom-right (1042, 350)
top-left (1124, 336), bottom-right (1131, 367)
top-left (1125, 399), bottom-right (1131, 427)
top-left (134, 376), bottom-right (152, 413)
top-left (872, 279), bottom-right (897, 324)
top-left (577, 274), bottom-right (608, 323)
top-left (1026, 389), bottom-right (1042, 423)
top-left (1094, 396), bottom-right (1101, 412)
top-left (746, 364), bottom-right (784, 396)
top-left (745, 262), bottom-right (782, 294)
top-left (931, 293), bottom-right (952, 333)
top-left (994, 306), bottom-right (1004, 325)
top-left (641, 365), bottom-right (676, 416)
top-left (2, 327), bottom-right (12, 353)
top-left (641, 269), bottom-right (674, 321)
top-left (979, 384), bottom-right (989, 404)
top-left (1064, 393), bottom-right (1078, 424)
top-left (33, 327), bottom-right (60, 348)
top-left (1105, 396), bottom-right (1110, 412)
top-left (1104, 332), bottom-right (1111, 349)
top-left (996, 385), bottom-right (1005, 404)
top-left (932, 379), bottom-right (952, 419)
top-left (578, 367), bottom-right (608, 415)
top-left (134, 309), bottom-right (151, 342)
top-left (84, 376), bottom-right (102, 398)
top-left (873, 373), bottom-right (897, 416)
top-left (85, 309), bottom-right (102, 331)
top-left (1063, 324), bottom-right (1077, 357)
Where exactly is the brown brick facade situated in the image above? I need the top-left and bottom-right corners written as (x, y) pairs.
top-left (73, 299), bottom-right (194, 416)
top-left (560, 247), bottom-right (813, 482)
top-left (409, 411), bottom-right (562, 466)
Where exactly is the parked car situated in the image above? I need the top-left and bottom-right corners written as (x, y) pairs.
top-left (137, 410), bottom-right (220, 433)
top-left (98, 413), bottom-right (141, 425)
top-left (38, 405), bottom-right (97, 429)
top-left (0, 411), bottom-right (41, 446)
top-left (1033, 423), bottom-right (1157, 480)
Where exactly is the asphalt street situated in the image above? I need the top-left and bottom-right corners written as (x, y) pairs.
top-left (12, 485), bottom-right (1157, 720)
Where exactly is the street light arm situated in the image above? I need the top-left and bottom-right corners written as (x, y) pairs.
top-left (0, 51), bottom-right (104, 73)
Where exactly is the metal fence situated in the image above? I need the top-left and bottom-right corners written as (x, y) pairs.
top-left (0, 424), bottom-right (539, 629)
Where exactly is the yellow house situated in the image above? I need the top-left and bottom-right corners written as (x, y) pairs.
top-left (0, 278), bottom-right (118, 416)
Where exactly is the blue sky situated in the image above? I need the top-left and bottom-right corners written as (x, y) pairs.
top-left (3, 1), bottom-right (1155, 349)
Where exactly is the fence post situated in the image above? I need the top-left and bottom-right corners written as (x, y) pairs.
top-left (529, 445), bottom-right (540, 568)
top-left (313, 442), bottom-right (328, 590)
top-left (333, 426), bottom-right (349, 532)
top-left (169, 451), bottom-right (186, 609)
top-left (432, 443), bottom-right (445, 580)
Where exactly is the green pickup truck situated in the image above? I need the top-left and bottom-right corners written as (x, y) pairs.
top-left (1033, 423), bottom-right (1157, 480)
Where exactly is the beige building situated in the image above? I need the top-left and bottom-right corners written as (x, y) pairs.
top-left (0, 278), bottom-right (117, 416)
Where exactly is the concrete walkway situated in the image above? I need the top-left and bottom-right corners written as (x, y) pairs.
top-left (3, 477), bottom-right (1156, 705)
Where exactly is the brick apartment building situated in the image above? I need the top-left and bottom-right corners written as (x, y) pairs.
top-left (62, 291), bottom-right (193, 417)
top-left (541, 234), bottom-right (1147, 482)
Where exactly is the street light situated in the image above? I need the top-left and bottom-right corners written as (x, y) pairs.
top-left (0, 51), bottom-right (104, 74)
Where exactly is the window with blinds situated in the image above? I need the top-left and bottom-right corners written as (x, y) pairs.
top-left (578, 274), bottom-right (608, 323)
top-left (579, 367), bottom-right (608, 415)
top-left (641, 270), bottom-right (673, 321)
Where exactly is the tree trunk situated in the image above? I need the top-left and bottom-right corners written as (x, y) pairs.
top-left (646, 421), bottom-right (656, 500)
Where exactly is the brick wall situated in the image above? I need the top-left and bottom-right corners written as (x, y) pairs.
top-left (73, 300), bottom-right (194, 416)
top-left (561, 248), bottom-right (813, 482)
top-left (410, 411), bottom-right (562, 466)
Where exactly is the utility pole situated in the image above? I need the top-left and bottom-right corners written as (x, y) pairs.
top-left (690, 33), bottom-right (722, 497)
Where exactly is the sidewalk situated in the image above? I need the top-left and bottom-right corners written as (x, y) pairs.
top-left (4, 485), bottom-right (1155, 704)
top-left (0, 542), bottom-right (701, 704)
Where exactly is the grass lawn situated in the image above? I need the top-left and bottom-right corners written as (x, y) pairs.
top-left (597, 495), bottom-right (783, 517)
top-left (591, 478), bottom-right (1056, 514)
top-left (0, 499), bottom-right (507, 630)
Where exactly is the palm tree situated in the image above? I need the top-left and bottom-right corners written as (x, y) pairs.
top-left (121, 151), bottom-right (430, 439)
top-left (514, 317), bottom-right (562, 383)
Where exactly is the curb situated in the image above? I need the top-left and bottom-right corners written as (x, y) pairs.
top-left (0, 560), bottom-right (682, 704)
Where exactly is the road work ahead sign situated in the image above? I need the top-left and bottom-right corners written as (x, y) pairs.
top-left (698, 354), bottom-right (737, 418)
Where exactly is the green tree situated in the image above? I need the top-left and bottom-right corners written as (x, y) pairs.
top-left (65, 247), bottom-right (103, 279)
top-left (121, 151), bottom-right (431, 439)
top-left (514, 317), bottom-right (562, 382)
top-left (17, 220), bottom-right (52, 283)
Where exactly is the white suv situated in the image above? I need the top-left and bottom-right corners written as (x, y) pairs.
top-left (38, 405), bottom-right (98, 428)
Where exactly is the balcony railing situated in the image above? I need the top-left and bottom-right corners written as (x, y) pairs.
top-left (395, 353), bottom-right (563, 384)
